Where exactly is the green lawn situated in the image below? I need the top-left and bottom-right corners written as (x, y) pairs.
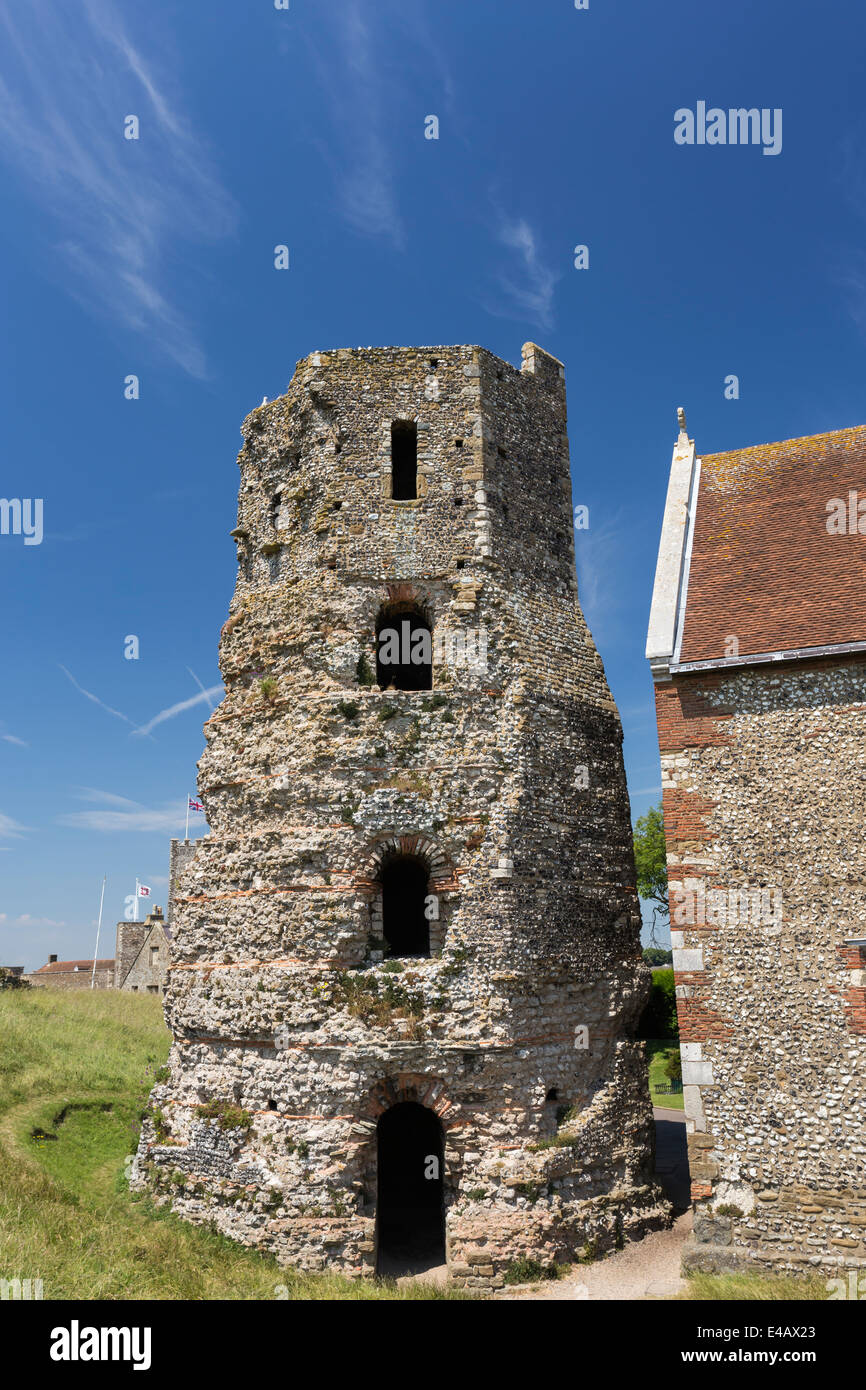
top-left (647, 1038), bottom-right (684, 1110)
top-left (0, 988), bottom-right (466, 1300)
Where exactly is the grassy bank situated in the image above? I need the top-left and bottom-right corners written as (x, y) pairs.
top-left (646, 1038), bottom-right (684, 1110)
top-left (0, 988), bottom-right (463, 1300)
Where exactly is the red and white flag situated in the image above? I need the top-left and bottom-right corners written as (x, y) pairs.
top-left (137, 882), bottom-right (151, 898)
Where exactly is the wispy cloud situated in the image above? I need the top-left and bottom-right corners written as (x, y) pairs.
top-left (187, 667), bottom-right (217, 713)
top-left (59, 790), bottom-right (189, 834)
top-left (7, 913), bottom-right (67, 928)
top-left (574, 509), bottom-right (628, 628)
top-left (0, 811), bottom-right (28, 839)
top-left (59, 665), bottom-right (140, 730)
top-left (0, 0), bottom-right (237, 376)
top-left (485, 216), bottom-right (560, 330)
top-left (75, 787), bottom-right (142, 809)
top-left (133, 685), bottom-right (223, 738)
top-left (1, 733), bottom-right (27, 747)
top-left (304, 0), bottom-right (404, 246)
top-left (60, 667), bottom-right (220, 740)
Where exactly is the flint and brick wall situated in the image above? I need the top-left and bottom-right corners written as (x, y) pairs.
top-left (657, 655), bottom-right (866, 1274)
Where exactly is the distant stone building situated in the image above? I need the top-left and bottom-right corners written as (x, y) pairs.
top-left (647, 414), bottom-right (866, 1276)
top-left (168, 838), bottom-right (198, 923)
top-left (115, 908), bottom-right (171, 994)
top-left (136, 342), bottom-right (668, 1288)
top-left (23, 955), bottom-right (115, 989)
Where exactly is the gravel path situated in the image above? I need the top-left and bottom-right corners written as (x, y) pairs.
top-left (497, 1107), bottom-right (692, 1301)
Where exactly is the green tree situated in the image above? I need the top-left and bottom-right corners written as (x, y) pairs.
top-left (642, 947), bottom-right (672, 967)
top-left (665, 1048), bottom-right (682, 1083)
top-left (633, 803), bottom-right (668, 944)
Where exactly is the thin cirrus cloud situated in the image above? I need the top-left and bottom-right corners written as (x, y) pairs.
top-left (0, 811), bottom-right (28, 839)
top-left (303, 0), bottom-right (405, 248)
top-left (484, 216), bottom-right (561, 331)
top-left (0, 0), bottom-right (237, 378)
top-left (59, 789), bottom-right (193, 834)
top-left (1, 733), bottom-right (28, 747)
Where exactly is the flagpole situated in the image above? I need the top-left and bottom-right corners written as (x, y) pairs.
top-left (91, 875), bottom-right (106, 989)
top-left (134, 878), bottom-right (139, 923)
top-left (185, 794), bottom-right (190, 843)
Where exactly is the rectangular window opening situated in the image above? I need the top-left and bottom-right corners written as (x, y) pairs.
top-left (391, 421), bottom-right (418, 500)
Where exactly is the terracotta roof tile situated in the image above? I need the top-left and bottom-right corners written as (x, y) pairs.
top-left (33, 958), bottom-right (115, 973)
top-left (679, 425), bottom-right (866, 663)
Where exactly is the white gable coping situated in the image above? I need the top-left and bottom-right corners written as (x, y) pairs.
top-left (646, 411), bottom-right (699, 680)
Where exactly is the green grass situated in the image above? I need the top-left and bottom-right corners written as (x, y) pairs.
top-left (647, 1038), bottom-right (684, 1110)
top-left (679, 1271), bottom-right (830, 1300)
top-left (0, 989), bottom-right (466, 1300)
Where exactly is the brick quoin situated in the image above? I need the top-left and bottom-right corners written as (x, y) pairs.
top-left (654, 679), bottom-right (734, 753)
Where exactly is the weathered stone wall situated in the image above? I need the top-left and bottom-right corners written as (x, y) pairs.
top-left (114, 923), bottom-right (147, 990)
top-left (169, 839), bottom-right (199, 925)
top-left (657, 655), bottom-right (866, 1275)
top-left (24, 967), bottom-right (115, 990)
top-left (121, 921), bottom-right (171, 995)
top-left (135, 342), bottom-right (668, 1285)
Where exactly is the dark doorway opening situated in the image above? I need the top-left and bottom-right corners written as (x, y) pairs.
top-left (381, 855), bottom-right (430, 958)
top-left (375, 609), bottom-right (432, 691)
top-left (391, 421), bottom-right (418, 500)
top-left (376, 1102), bottom-right (445, 1276)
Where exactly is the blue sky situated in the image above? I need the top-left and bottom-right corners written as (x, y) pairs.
top-left (1, 0), bottom-right (865, 968)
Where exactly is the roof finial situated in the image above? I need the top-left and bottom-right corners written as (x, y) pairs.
top-left (677, 406), bottom-right (687, 436)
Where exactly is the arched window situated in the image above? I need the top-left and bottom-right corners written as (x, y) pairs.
top-left (376, 1102), bottom-right (444, 1275)
top-left (391, 420), bottom-right (417, 500)
top-left (380, 853), bottom-right (430, 958)
top-left (376, 606), bottom-right (432, 691)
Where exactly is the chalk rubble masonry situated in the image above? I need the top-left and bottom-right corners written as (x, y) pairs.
top-left (135, 342), bottom-right (669, 1285)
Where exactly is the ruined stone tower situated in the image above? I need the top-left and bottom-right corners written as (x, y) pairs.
top-left (137, 342), bottom-right (668, 1286)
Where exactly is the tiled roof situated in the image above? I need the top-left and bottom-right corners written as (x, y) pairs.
top-left (678, 425), bottom-right (866, 664)
top-left (33, 958), bottom-right (115, 974)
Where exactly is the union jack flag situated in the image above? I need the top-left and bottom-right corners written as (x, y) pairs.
top-left (188, 797), bottom-right (204, 812)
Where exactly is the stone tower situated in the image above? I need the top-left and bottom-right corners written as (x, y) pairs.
top-left (136, 342), bottom-right (668, 1287)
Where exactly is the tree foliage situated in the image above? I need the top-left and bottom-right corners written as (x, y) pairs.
top-left (633, 804), bottom-right (668, 913)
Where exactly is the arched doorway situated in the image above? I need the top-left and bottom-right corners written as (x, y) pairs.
top-left (376, 1102), bottom-right (445, 1275)
top-left (381, 853), bottom-right (430, 958)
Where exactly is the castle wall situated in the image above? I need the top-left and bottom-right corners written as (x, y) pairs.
top-left (120, 922), bottom-right (171, 995)
top-left (656, 655), bottom-right (866, 1274)
top-left (114, 923), bottom-right (147, 990)
top-left (24, 967), bottom-right (115, 991)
